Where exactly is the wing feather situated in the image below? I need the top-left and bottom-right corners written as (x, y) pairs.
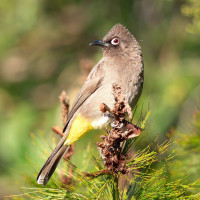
top-left (63, 61), bottom-right (104, 132)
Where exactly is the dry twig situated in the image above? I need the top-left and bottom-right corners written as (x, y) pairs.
top-left (86, 83), bottom-right (142, 177)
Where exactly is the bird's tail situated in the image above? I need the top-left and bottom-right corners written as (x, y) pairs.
top-left (37, 140), bottom-right (69, 185)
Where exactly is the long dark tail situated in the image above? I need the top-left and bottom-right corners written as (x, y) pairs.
top-left (37, 140), bottom-right (69, 185)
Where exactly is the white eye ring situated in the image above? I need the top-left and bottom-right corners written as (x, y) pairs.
top-left (111, 38), bottom-right (120, 45)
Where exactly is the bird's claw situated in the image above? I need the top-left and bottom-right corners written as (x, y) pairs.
top-left (111, 120), bottom-right (124, 129)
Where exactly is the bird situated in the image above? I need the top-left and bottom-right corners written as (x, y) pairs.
top-left (37, 23), bottom-right (144, 185)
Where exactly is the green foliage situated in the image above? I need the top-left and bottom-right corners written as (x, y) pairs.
top-left (7, 111), bottom-right (199, 199)
top-left (170, 111), bottom-right (200, 183)
top-left (181, 0), bottom-right (200, 34)
top-left (9, 134), bottom-right (200, 199)
top-left (7, 111), bottom-right (200, 199)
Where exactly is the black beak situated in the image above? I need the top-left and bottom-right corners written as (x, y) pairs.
top-left (89, 40), bottom-right (108, 47)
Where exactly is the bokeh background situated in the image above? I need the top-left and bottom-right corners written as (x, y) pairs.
top-left (0, 0), bottom-right (200, 198)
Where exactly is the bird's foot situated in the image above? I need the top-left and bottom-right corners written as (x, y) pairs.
top-left (111, 119), bottom-right (124, 129)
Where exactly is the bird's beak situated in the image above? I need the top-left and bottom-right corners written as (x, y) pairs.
top-left (89, 40), bottom-right (108, 47)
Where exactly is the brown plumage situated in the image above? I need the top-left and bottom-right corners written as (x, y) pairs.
top-left (37, 23), bottom-right (144, 185)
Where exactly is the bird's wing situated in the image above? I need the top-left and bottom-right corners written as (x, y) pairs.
top-left (36, 61), bottom-right (104, 185)
top-left (63, 61), bottom-right (104, 132)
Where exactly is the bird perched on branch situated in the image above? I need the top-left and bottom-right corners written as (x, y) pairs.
top-left (37, 23), bottom-right (144, 185)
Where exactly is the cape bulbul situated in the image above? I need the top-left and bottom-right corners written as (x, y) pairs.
top-left (37, 23), bottom-right (144, 185)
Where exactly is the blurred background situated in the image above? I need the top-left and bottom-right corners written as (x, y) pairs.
top-left (0, 0), bottom-right (200, 198)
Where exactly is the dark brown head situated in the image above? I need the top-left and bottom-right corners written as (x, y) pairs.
top-left (90, 23), bottom-right (141, 57)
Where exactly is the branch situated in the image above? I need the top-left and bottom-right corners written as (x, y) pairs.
top-left (86, 83), bottom-right (142, 178)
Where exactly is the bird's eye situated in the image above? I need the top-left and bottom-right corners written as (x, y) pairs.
top-left (111, 38), bottom-right (120, 45)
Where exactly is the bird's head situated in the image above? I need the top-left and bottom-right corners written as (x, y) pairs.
top-left (89, 23), bottom-right (140, 57)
